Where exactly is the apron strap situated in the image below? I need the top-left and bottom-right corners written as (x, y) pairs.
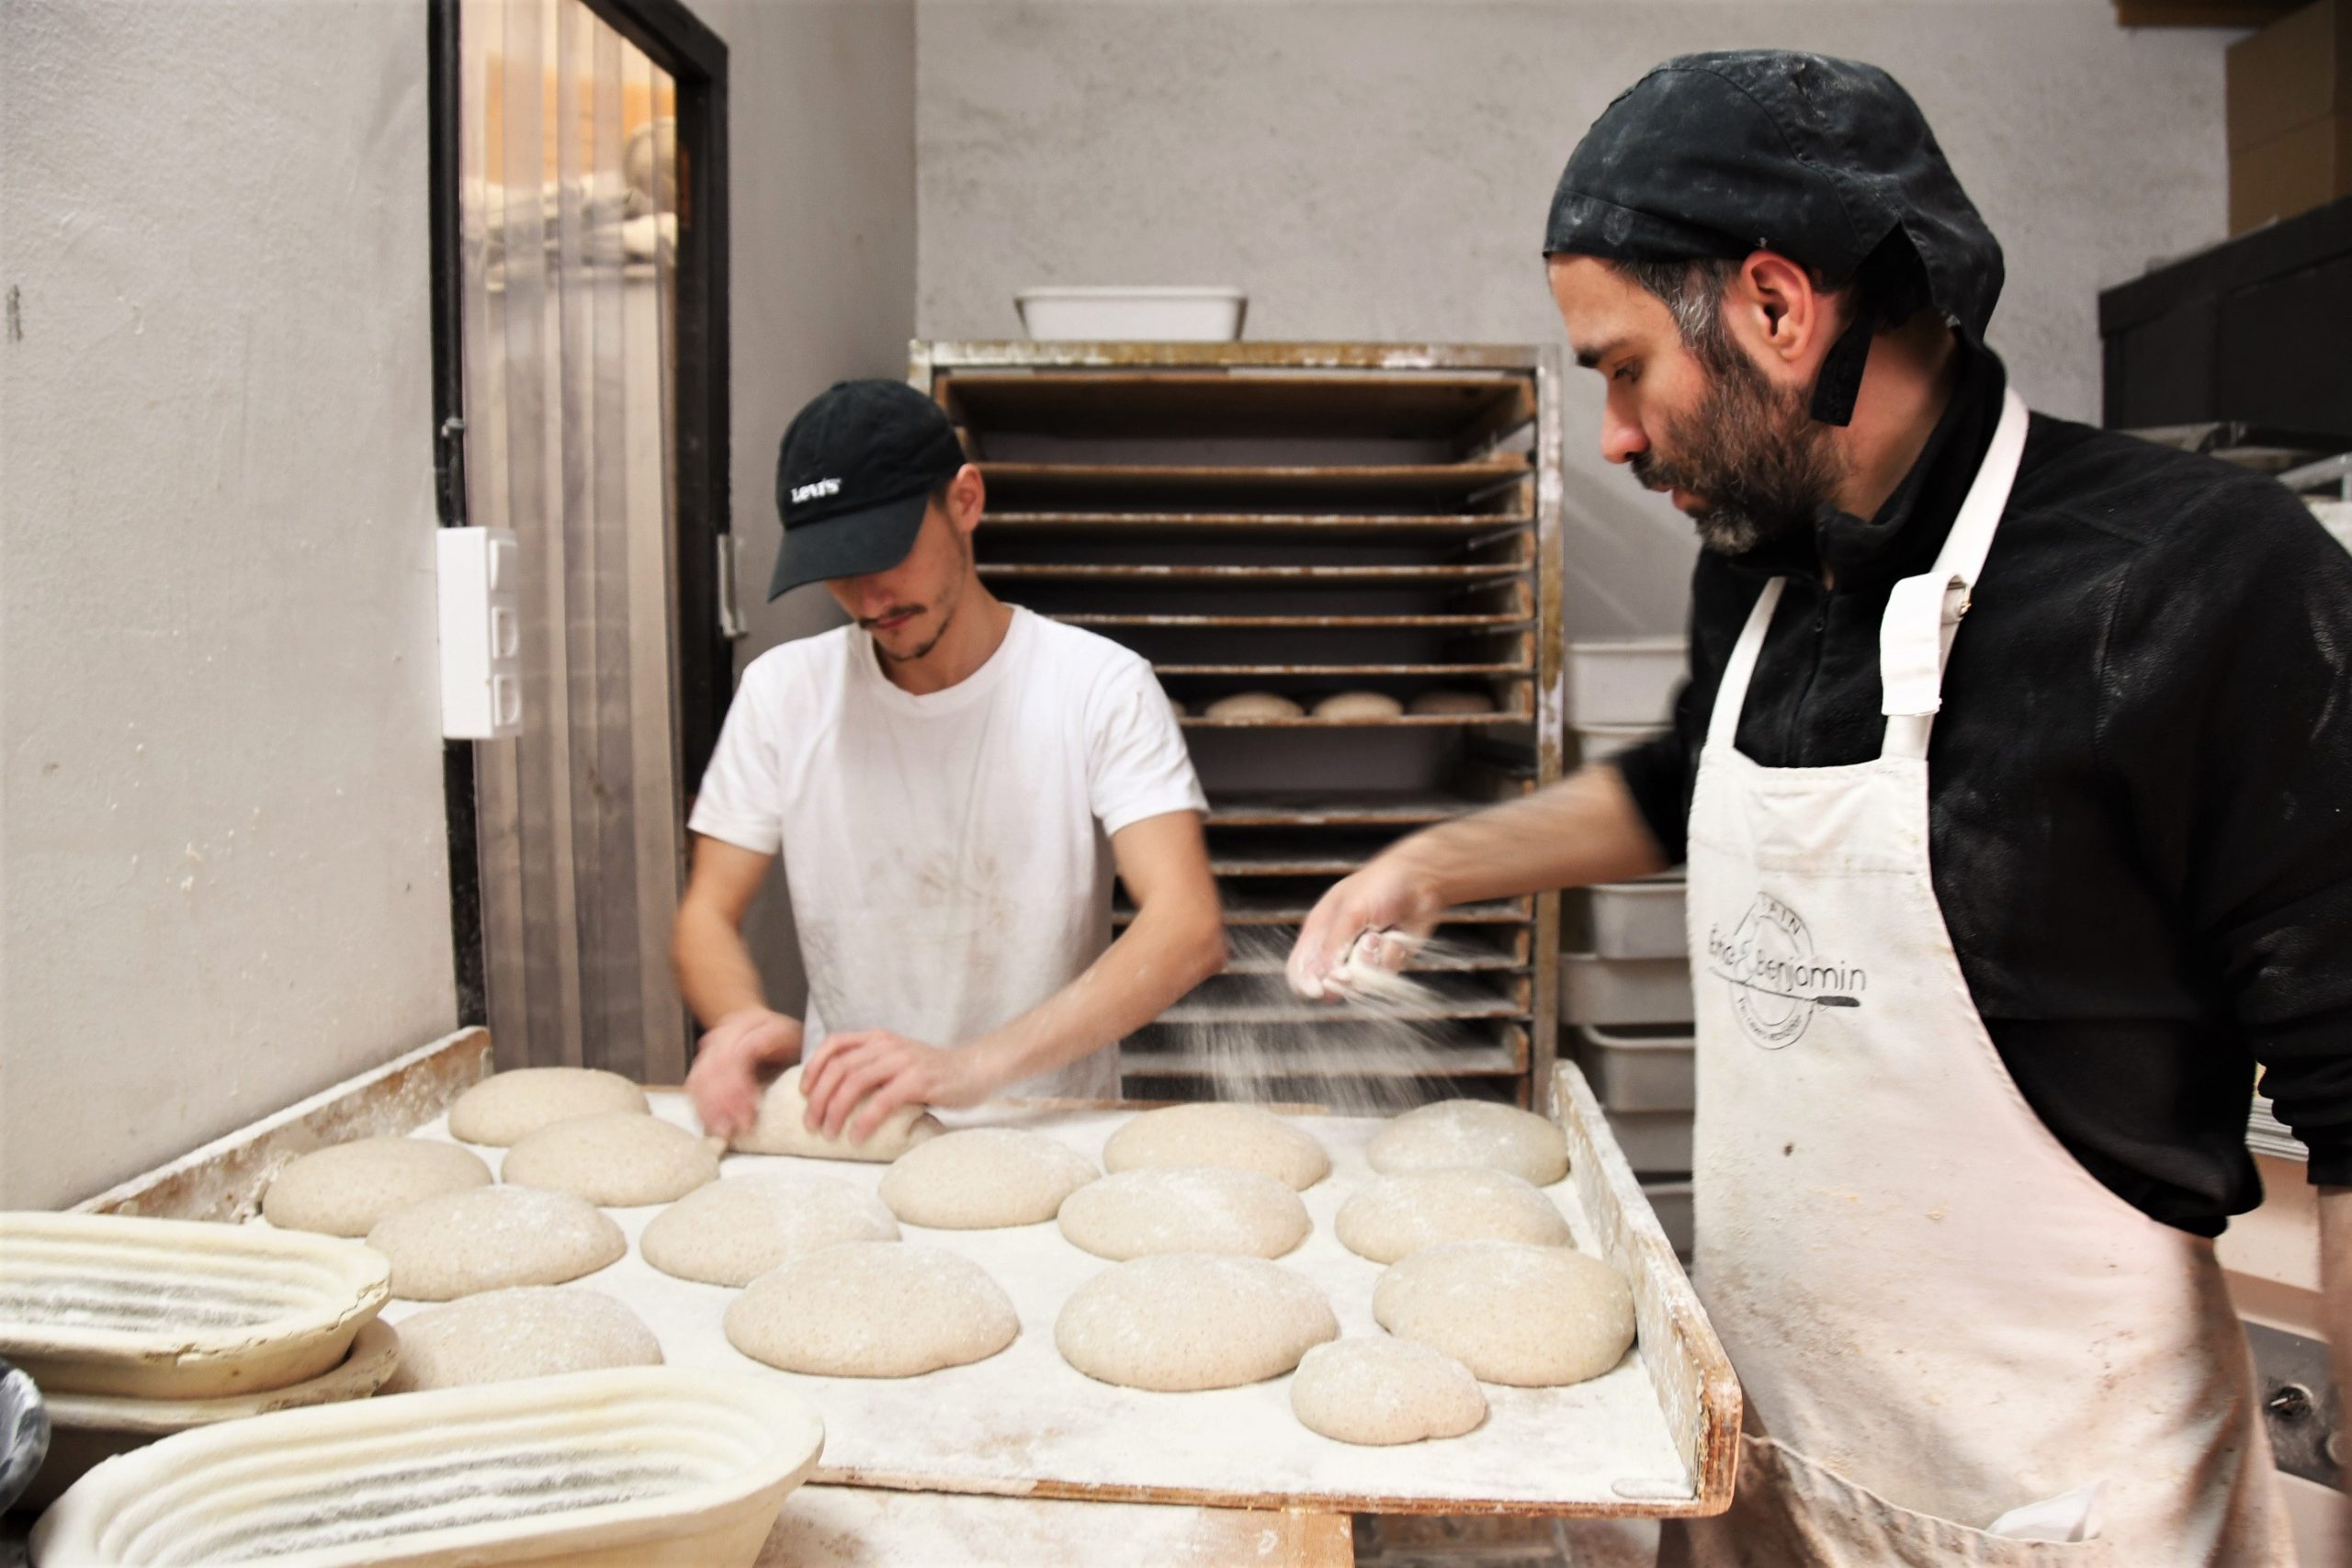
top-left (1880, 388), bottom-right (2031, 761)
top-left (1704, 578), bottom-right (1786, 752)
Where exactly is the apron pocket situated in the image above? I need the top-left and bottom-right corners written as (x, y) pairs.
top-left (1664, 1436), bottom-right (2121, 1568)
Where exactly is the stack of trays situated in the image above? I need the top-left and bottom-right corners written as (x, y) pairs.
top-left (1561, 638), bottom-right (1693, 1255)
top-left (0, 1213), bottom-right (397, 1507)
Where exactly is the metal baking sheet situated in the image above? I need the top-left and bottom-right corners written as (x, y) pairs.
top-left (380, 1096), bottom-right (1700, 1517)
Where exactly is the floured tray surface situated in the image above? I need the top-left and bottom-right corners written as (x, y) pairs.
top-left (0, 1213), bottom-right (389, 1400)
top-left (29, 1366), bottom-right (825, 1568)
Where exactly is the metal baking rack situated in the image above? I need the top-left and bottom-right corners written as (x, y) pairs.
top-left (911, 343), bottom-right (1566, 1107)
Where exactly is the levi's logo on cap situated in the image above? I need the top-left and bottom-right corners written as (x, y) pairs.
top-left (790, 478), bottom-right (842, 504)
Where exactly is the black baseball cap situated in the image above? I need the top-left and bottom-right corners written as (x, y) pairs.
top-left (770, 379), bottom-right (968, 599)
top-left (1543, 51), bottom-right (2002, 426)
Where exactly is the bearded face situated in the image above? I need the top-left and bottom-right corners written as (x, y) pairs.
top-left (1628, 335), bottom-right (1848, 556)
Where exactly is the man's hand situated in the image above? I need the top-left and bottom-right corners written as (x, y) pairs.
top-left (1288, 850), bottom-right (1445, 1000)
top-left (801, 1031), bottom-right (1005, 1142)
top-left (684, 1008), bottom-right (804, 1141)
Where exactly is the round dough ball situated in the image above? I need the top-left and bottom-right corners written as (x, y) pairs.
top-left (380, 1287), bottom-right (661, 1393)
top-left (725, 1242), bottom-right (1016, 1377)
top-left (878, 1129), bottom-right (1098, 1230)
top-left (1102, 1103), bottom-right (1330, 1191)
top-left (1408, 689), bottom-right (1498, 716)
top-left (731, 1063), bottom-right (943, 1161)
top-left (500, 1111), bottom-right (719, 1207)
top-left (1169, 696), bottom-right (1189, 717)
top-left (1057, 1167), bottom-right (1309, 1260)
top-left (1335, 1168), bottom-right (1571, 1264)
top-left (1373, 1239), bottom-right (1634, 1387)
top-left (1312, 691), bottom-right (1404, 720)
top-left (641, 1173), bottom-right (899, 1287)
top-left (1056, 1254), bottom-right (1337, 1392)
top-left (1204, 692), bottom-right (1305, 721)
top-left (1367, 1100), bottom-right (1568, 1186)
top-left (447, 1067), bottom-right (649, 1146)
top-left (367, 1185), bottom-right (625, 1302)
top-left (1290, 1337), bottom-right (1486, 1446)
top-left (262, 1138), bottom-right (492, 1237)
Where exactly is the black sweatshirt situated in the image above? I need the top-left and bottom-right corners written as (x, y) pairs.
top-left (1612, 348), bottom-right (2352, 1235)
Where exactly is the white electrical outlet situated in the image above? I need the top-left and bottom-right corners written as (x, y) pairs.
top-left (437, 526), bottom-right (523, 739)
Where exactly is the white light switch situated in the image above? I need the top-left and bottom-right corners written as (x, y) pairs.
top-left (437, 526), bottom-right (524, 739)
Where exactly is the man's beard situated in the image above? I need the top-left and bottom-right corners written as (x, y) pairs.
top-left (1631, 351), bottom-right (1846, 555)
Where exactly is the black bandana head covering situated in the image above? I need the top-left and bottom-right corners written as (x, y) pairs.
top-left (1543, 51), bottom-right (2003, 425)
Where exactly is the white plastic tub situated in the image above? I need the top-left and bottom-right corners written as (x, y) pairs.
top-left (1589, 878), bottom-right (1687, 960)
top-left (31, 1367), bottom-right (826, 1568)
top-left (1566, 637), bottom-right (1686, 727)
top-left (1014, 287), bottom-right (1247, 343)
top-left (1606, 1111), bottom-right (1692, 1176)
top-left (1559, 953), bottom-right (1693, 1028)
top-left (1575, 1025), bottom-right (1694, 1113)
top-left (1574, 722), bottom-right (1668, 767)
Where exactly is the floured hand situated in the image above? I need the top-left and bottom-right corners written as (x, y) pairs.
top-left (686, 1009), bottom-right (803, 1140)
top-left (800, 1031), bottom-right (1001, 1142)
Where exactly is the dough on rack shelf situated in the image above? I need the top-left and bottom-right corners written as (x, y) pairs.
top-left (1373, 1239), bottom-right (1634, 1387)
top-left (262, 1137), bottom-right (492, 1237)
top-left (1335, 1168), bottom-right (1571, 1264)
top-left (1366, 1100), bottom-right (1568, 1186)
top-left (366, 1185), bottom-right (625, 1301)
top-left (499, 1111), bottom-right (719, 1207)
top-left (447, 1066), bottom-right (650, 1146)
top-left (726, 1242), bottom-right (1017, 1377)
top-left (1056, 1253), bottom-right (1337, 1391)
top-left (1204, 692), bottom-right (1305, 721)
top-left (640, 1172), bottom-right (899, 1287)
top-left (379, 1286), bottom-right (661, 1393)
top-left (1102, 1102), bottom-right (1330, 1191)
top-left (729, 1063), bottom-right (943, 1161)
top-left (1311, 691), bottom-right (1404, 720)
top-left (1057, 1166), bottom-right (1310, 1260)
top-left (878, 1128), bottom-right (1098, 1229)
top-left (1289, 1337), bottom-right (1486, 1446)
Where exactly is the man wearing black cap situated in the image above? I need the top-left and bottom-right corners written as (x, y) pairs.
top-left (676, 379), bottom-right (1225, 1145)
top-left (1293, 51), bottom-right (2352, 1563)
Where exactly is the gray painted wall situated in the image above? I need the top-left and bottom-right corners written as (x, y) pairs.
top-left (914, 1), bottom-right (2234, 634)
top-left (698, 0), bottom-right (921, 1016)
top-left (1, 0), bottom-right (456, 1206)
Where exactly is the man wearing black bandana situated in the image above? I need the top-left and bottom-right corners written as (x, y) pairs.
top-left (1292, 51), bottom-right (2351, 1564)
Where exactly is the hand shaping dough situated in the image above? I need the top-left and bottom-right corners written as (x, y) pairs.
top-left (1408, 689), bottom-right (1498, 716)
top-left (1290, 1337), bottom-right (1487, 1446)
top-left (366, 1185), bottom-right (625, 1301)
top-left (1057, 1166), bottom-right (1310, 1260)
top-left (379, 1287), bottom-right (662, 1393)
top-left (1311, 691), bottom-right (1404, 720)
top-left (1056, 1253), bottom-right (1338, 1391)
top-left (1102, 1103), bottom-right (1330, 1190)
top-left (447, 1067), bottom-right (650, 1146)
top-left (1335, 1168), bottom-right (1571, 1264)
top-left (730, 1063), bottom-right (943, 1161)
top-left (640, 1173), bottom-right (899, 1287)
top-left (499, 1111), bottom-right (719, 1207)
top-left (1366, 1100), bottom-right (1568, 1186)
top-left (725, 1242), bottom-right (1017, 1377)
top-left (877, 1129), bottom-right (1098, 1229)
top-left (262, 1138), bottom-right (492, 1237)
top-left (1204, 691), bottom-right (1305, 721)
top-left (1373, 1239), bottom-right (1634, 1387)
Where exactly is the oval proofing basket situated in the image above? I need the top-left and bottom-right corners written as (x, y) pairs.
top-left (31, 1366), bottom-right (826, 1568)
top-left (0, 1214), bottom-right (390, 1400)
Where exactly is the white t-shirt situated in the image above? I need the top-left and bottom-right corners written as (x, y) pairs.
top-left (688, 606), bottom-right (1206, 1099)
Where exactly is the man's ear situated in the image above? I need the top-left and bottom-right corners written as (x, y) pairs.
top-left (1728, 250), bottom-right (1827, 376)
top-left (946, 462), bottom-right (987, 537)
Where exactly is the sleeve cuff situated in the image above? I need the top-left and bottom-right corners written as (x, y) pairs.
top-left (1101, 787), bottom-right (1209, 840)
top-left (684, 806), bottom-right (781, 857)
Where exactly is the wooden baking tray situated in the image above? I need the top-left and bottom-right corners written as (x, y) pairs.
top-left (83, 1032), bottom-right (1736, 1519)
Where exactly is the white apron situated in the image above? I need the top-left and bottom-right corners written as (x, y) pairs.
top-left (1664, 389), bottom-right (2291, 1567)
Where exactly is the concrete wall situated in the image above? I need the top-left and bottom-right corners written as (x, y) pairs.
top-left (1, 0), bottom-right (456, 1206)
top-left (698, 0), bottom-right (921, 1014)
top-left (914, 1), bottom-right (2234, 634)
